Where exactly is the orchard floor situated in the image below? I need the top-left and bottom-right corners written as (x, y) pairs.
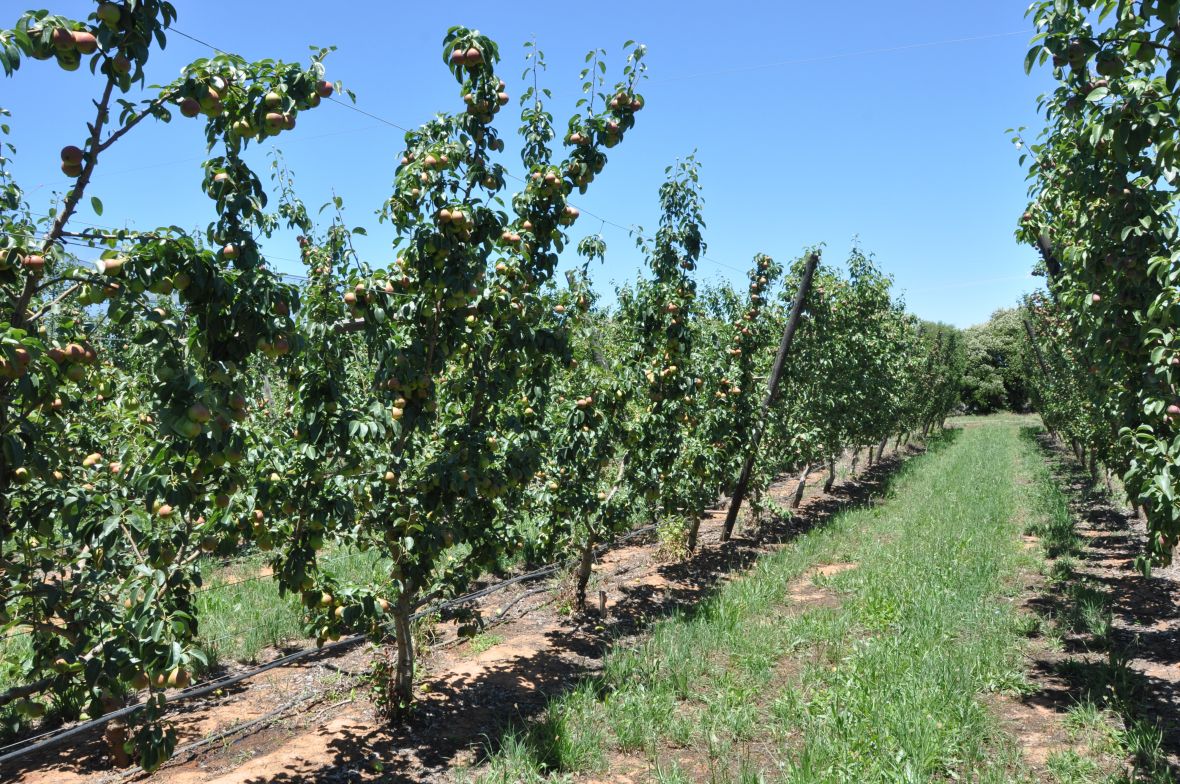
top-left (5, 416), bottom-right (1178, 783)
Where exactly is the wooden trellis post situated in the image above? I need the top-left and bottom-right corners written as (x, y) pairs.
top-left (722, 252), bottom-right (819, 542)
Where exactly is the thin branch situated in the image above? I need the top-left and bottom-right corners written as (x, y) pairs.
top-left (0, 677), bottom-right (54, 709)
top-left (27, 284), bottom-right (83, 323)
top-left (96, 90), bottom-right (180, 154)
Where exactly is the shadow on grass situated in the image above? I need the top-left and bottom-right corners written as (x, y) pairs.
top-left (0, 434), bottom-right (953, 783)
top-left (286, 434), bottom-right (955, 784)
top-left (1019, 426), bottom-right (1180, 778)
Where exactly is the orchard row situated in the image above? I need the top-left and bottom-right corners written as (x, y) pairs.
top-left (1018, 0), bottom-right (1180, 566)
top-left (0, 2), bottom-right (962, 772)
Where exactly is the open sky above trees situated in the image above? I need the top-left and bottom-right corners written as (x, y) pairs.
top-left (3, 1), bottom-right (1054, 328)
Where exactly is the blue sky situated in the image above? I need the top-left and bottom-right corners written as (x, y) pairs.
top-left (3, 1), bottom-right (1055, 328)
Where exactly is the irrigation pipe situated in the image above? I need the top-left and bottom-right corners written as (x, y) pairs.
top-left (0, 523), bottom-right (657, 767)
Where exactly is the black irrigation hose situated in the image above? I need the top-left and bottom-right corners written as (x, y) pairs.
top-left (104, 582), bottom-right (564, 781)
top-left (0, 522), bottom-right (658, 768)
top-left (92, 694), bottom-right (355, 784)
top-left (94, 695), bottom-right (319, 784)
top-left (0, 635), bottom-right (360, 768)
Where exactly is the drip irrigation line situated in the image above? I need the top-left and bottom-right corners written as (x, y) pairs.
top-left (488, 585), bottom-right (552, 625)
top-left (0, 521), bottom-right (655, 767)
top-left (0, 637), bottom-right (359, 766)
top-left (92, 693), bottom-right (337, 784)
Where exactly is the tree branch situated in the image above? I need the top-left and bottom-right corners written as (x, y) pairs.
top-left (0, 677), bottom-right (54, 709)
top-left (96, 90), bottom-right (179, 154)
top-left (12, 77), bottom-right (117, 329)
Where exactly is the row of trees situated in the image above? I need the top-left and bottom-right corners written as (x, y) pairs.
top-left (1018, 0), bottom-right (1180, 565)
top-left (0, 1), bottom-right (963, 772)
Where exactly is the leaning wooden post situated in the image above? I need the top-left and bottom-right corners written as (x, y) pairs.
top-left (1022, 318), bottom-right (1052, 380)
top-left (722, 252), bottom-right (819, 542)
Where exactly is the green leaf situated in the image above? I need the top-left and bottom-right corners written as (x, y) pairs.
top-left (1158, 470), bottom-right (1174, 501)
top-left (90, 196), bottom-right (103, 216)
top-left (1024, 45), bottom-right (1043, 74)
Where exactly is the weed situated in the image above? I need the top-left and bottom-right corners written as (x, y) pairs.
top-left (468, 633), bottom-right (504, 655)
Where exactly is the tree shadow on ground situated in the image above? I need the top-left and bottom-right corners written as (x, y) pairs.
top-left (0, 646), bottom-right (354, 781)
top-left (217, 435), bottom-right (955, 783)
top-left (1019, 427), bottom-right (1180, 776)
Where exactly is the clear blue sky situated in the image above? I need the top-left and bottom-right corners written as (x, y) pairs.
top-left (3, 1), bottom-right (1054, 328)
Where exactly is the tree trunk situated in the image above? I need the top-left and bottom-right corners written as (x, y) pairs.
top-left (867, 445), bottom-right (875, 468)
top-left (574, 532), bottom-right (596, 612)
top-left (850, 448), bottom-right (860, 477)
top-left (102, 695), bottom-right (130, 767)
top-left (875, 436), bottom-right (888, 463)
top-left (894, 433), bottom-right (904, 451)
top-left (389, 590), bottom-right (416, 718)
top-left (686, 512), bottom-right (704, 552)
top-left (746, 484), bottom-right (762, 529)
top-left (823, 458), bottom-right (836, 493)
top-left (1088, 451), bottom-right (1099, 484)
top-left (790, 464), bottom-right (810, 509)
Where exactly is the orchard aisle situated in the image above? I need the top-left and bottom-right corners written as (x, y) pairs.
top-left (472, 417), bottom-right (1054, 783)
top-left (15, 420), bottom-right (1101, 784)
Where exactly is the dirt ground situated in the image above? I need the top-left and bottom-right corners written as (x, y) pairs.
top-left (992, 433), bottom-right (1180, 780)
top-left (0, 449), bottom-right (907, 784)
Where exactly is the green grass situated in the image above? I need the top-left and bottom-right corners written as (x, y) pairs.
top-left (949, 412), bottom-right (1043, 428)
top-left (464, 420), bottom-right (1049, 783)
top-left (0, 630), bottom-right (31, 692)
top-left (467, 632), bottom-right (505, 655)
top-left (194, 545), bottom-right (389, 668)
